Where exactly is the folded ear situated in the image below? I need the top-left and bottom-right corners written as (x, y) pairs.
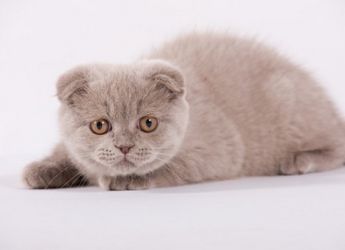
top-left (142, 60), bottom-right (185, 98)
top-left (56, 66), bottom-right (90, 105)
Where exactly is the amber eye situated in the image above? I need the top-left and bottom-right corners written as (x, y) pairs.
top-left (139, 115), bottom-right (158, 133)
top-left (89, 119), bottom-right (111, 135)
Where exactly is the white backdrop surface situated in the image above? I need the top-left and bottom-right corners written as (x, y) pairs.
top-left (0, 1), bottom-right (345, 250)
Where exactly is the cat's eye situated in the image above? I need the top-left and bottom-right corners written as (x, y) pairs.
top-left (89, 119), bottom-right (111, 135)
top-left (139, 115), bottom-right (158, 133)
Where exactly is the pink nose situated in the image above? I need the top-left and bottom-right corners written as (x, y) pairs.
top-left (115, 145), bottom-right (134, 155)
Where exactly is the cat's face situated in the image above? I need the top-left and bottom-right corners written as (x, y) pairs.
top-left (58, 61), bottom-right (189, 177)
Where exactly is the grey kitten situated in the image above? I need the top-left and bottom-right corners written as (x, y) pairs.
top-left (23, 32), bottom-right (345, 190)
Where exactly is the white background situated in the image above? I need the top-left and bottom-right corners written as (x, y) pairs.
top-left (0, 1), bottom-right (345, 250)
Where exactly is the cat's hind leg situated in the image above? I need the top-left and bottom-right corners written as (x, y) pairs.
top-left (280, 143), bottom-right (345, 175)
top-left (23, 145), bottom-right (87, 189)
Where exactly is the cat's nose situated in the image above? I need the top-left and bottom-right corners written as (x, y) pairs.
top-left (115, 145), bottom-right (134, 155)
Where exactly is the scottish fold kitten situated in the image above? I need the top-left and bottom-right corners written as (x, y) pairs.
top-left (23, 32), bottom-right (345, 190)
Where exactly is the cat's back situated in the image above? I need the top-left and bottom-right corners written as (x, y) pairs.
top-left (147, 32), bottom-right (293, 81)
top-left (147, 32), bottom-right (296, 106)
top-left (147, 32), bottom-right (297, 123)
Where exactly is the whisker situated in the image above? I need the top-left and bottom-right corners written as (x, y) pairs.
top-left (70, 173), bottom-right (83, 187)
top-left (61, 173), bottom-right (82, 188)
top-left (153, 157), bottom-right (171, 164)
top-left (46, 165), bottom-right (71, 188)
top-left (78, 176), bottom-right (88, 187)
top-left (155, 153), bottom-right (175, 159)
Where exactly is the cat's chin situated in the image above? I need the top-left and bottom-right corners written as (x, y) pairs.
top-left (103, 160), bottom-right (153, 176)
top-left (102, 158), bottom-right (165, 176)
top-left (107, 159), bottom-right (138, 174)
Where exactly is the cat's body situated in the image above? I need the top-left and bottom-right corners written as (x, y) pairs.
top-left (23, 32), bottom-right (345, 190)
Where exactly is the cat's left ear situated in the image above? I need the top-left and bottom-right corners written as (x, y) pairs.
top-left (142, 60), bottom-right (185, 97)
top-left (56, 65), bottom-right (91, 105)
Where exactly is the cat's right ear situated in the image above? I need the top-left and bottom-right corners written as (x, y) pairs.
top-left (56, 66), bottom-right (90, 105)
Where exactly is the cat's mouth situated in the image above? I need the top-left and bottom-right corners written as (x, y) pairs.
top-left (117, 157), bottom-right (135, 168)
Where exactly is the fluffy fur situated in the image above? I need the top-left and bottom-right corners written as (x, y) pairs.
top-left (23, 32), bottom-right (345, 190)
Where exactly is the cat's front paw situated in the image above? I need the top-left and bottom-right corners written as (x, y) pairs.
top-left (98, 175), bottom-right (151, 191)
top-left (23, 161), bottom-right (85, 189)
top-left (23, 161), bottom-right (56, 189)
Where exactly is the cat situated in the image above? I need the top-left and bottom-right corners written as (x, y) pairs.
top-left (23, 32), bottom-right (345, 190)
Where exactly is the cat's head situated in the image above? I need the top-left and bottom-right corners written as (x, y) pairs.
top-left (57, 60), bottom-right (189, 177)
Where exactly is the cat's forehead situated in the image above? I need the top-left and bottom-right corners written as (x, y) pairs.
top-left (86, 71), bottom-right (140, 118)
top-left (79, 70), bottom-right (168, 122)
top-left (90, 71), bottom-right (133, 99)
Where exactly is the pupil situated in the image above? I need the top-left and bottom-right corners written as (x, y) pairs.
top-left (146, 119), bottom-right (152, 127)
top-left (96, 121), bottom-right (103, 130)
